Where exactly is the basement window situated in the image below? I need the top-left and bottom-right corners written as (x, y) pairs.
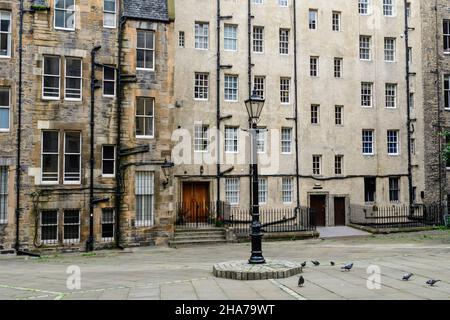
top-left (102, 208), bottom-right (115, 242)
top-left (63, 210), bottom-right (80, 244)
top-left (135, 171), bottom-right (154, 227)
top-left (40, 210), bottom-right (58, 245)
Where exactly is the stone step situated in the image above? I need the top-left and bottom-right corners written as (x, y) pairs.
top-left (174, 233), bottom-right (226, 241)
top-left (175, 228), bottom-right (226, 233)
top-left (169, 239), bottom-right (228, 248)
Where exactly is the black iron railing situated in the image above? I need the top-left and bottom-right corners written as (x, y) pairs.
top-left (175, 201), bottom-right (229, 228)
top-left (349, 203), bottom-right (446, 229)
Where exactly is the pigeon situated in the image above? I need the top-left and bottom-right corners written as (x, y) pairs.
top-left (301, 261), bottom-right (307, 268)
top-left (311, 260), bottom-right (320, 266)
top-left (426, 279), bottom-right (441, 286)
top-left (298, 275), bottom-right (305, 287)
top-left (402, 273), bottom-right (413, 281)
top-left (330, 261), bottom-right (335, 266)
top-left (341, 262), bottom-right (353, 271)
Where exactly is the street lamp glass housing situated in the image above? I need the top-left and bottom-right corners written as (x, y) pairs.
top-left (245, 92), bottom-right (265, 121)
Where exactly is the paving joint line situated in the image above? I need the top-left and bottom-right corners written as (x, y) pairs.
top-left (268, 279), bottom-right (307, 300)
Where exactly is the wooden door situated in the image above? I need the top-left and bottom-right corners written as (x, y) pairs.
top-left (334, 197), bottom-right (346, 226)
top-left (182, 182), bottom-right (210, 223)
top-left (310, 195), bottom-right (326, 227)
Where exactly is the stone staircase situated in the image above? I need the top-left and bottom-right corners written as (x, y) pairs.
top-left (169, 228), bottom-right (228, 248)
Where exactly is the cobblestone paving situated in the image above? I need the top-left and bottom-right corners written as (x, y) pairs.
top-left (1, 230), bottom-right (450, 300)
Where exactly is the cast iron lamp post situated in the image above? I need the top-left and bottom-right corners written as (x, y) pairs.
top-left (244, 91), bottom-right (266, 264)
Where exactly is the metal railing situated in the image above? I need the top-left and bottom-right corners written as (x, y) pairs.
top-left (349, 203), bottom-right (446, 229)
top-left (175, 201), bottom-right (229, 228)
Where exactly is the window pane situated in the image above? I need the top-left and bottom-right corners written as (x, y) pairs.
top-left (103, 160), bottom-right (114, 175)
top-left (0, 89), bottom-right (8, 106)
top-left (136, 117), bottom-right (144, 136)
top-left (43, 154), bottom-right (59, 173)
top-left (66, 58), bottom-right (81, 77)
top-left (104, 67), bottom-right (115, 80)
top-left (0, 109), bottom-right (9, 129)
top-left (65, 132), bottom-right (80, 153)
top-left (104, 0), bottom-right (116, 12)
top-left (103, 145), bottom-right (115, 159)
top-left (145, 117), bottom-right (153, 136)
top-left (136, 49), bottom-right (145, 68)
top-left (145, 50), bottom-right (154, 69)
top-left (44, 57), bottom-right (60, 75)
top-left (137, 31), bottom-right (146, 48)
top-left (146, 32), bottom-right (154, 49)
top-left (43, 131), bottom-right (59, 152)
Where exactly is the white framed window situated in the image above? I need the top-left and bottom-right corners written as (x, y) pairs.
top-left (257, 127), bottom-right (266, 153)
top-left (332, 11), bottom-right (341, 31)
top-left (310, 56), bottom-right (319, 77)
top-left (281, 127), bottom-right (292, 154)
top-left (312, 155), bottom-right (321, 175)
top-left (194, 72), bottom-right (209, 100)
top-left (40, 210), bottom-right (58, 244)
top-left (102, 145), bottom-right (115, 177)
top-left (361, 82), bottom-right (373, 107)
top-left (224, 74), bottom-right (238, 102)
top-left (43, 56), bottom-right (61, 100)
top-left (335, 105), bottom-right (343, 125)
top-left (42, 131), bottom-right (60, 183)
top-left (384, 37), bottom-right (396, 62)
top-left (383, 0), bottom-right (395, 16)
top-left (65, 57), bottom-right (82, 101)
top-left (279, 29), bottom-right (289, 54)
top-left (444, 20), bottom-right (450, 53)
top-left (101, 208), bottom-right (115, 242)
top-left (225, 126), bottom-right (239, 153)
top-left (195, 22), bottom-right (209, 50)
top-left (359, 35), bottom-right (371, 60)
top-left (282, 178), bottom-right (293, 204)
top-left (334, 58), bottom-right (342, 78)
top-left (387, 130), bottom-right (399, 155)
top-left (224, 24), bottom-right (237, 51)
top-left (253, 26), bottom-right (264, 53)
top-left (253, 76), bottom-right (265, 99)
top-left (0, 166), bottom-right (8, 224)
top-left (258, 178), bottom-right (268, 204)
top-left (280, 77), bottom-right (290, 104)
top-left (445, 75), bottom-right (450, 109)
top-left (362, 129), bottom-right (375, 155)
top-left (309, 9), bottom-right (318, 30)
top-left (63, 131), bottom-right (81, 184)
top-left (135, 97), bottom-right (155, 138)
top-left (194, 124), bottom-right (209, 152)
top-left (54, 0), bottom-right (76, 30)
top-left (358, 0), bottom-right (370, 15)
top-left (311, 105), bottom-right (320, 124)
top-left (179, 31), bottom-right (185, 48)
top-left (103, 66), bottom-right (116, 97)
top-left (335, 155), bottom-right (344, 175)
top-left (0, 11), bottom-right (11, 57)
top-left (278, 0), bottom-right (288, 6)
top-left (385, 83), bottom-right (397, 108)
top-left (103, 0), bottom-right (116, 28)
top-left (137, 30), bottom-right (155, 70)
top-left (0, 88), bottom-right (10, 131)
top-left (389, 177), bottom-right (400, 202)
top-left (63, 210), bottom-right (80, 243)
top-left (135, 171), bottom-right (154, 227)
top-left (225, 178), bottom-right (240, 205)
top-left (253, 0), bottom-right (263, 4)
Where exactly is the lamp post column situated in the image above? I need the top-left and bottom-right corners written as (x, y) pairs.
top-left (248, 121), bottom-right (265, 264)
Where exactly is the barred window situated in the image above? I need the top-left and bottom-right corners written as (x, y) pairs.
top-left (312, 155), bottom-right (321, 175)
top-left (281, 127), bottom-right (292, 153)
top-left (194, 73), bottom-right (209, 100)
top-left (55, 0), bottom-right (75, 30)
top-left (224, 25), bottom-right (237, 51)
top-left (280, 77), bottom-right (290, 104)
top-left (384, 38), bottom-right (396, 62)
top-left (0, 166), bottom-right (7, 224)
top-left (137, 30), bottom-right (155, 70)
top-left (362, 130), bottom-right (374, 155)
top-left (253, 26), bottom-right (264, 53)
top-left (361, 82), bottom-right (373, 107)
top-left (258, 178), bottom-right (267, 204)
top-left (63, 210), bottom-right (80, 243)
top-left (195, 22), bottom-right (209, 49)
top-left (282, 178), bottom-right (293, 204)
top-left (64, 131), bottom-right (81, 184)
top-left (279, 29), bottom-right (289, 54)
top-left (40, 210), bottom-right (58, 244)
top-left (224, 75), bottom-right (238, 102)
top-left (65, 58), bottom-right (82, 100)
top-left (101, 208), bottom-right (115, 242)
top-left (387, 130), bottom-right (399, 155)
top-left (135, 97), bottom-right (155, 138)
top-left (385, 83), bottom-right (397, 108)
top-left (43, 56), bottom-right (61, 99)
top-left (225, 178), bottom-right (240, 205)
top-left (0, 88), bottom-right (10, 131)
top-left (0, 11), bottom-right (11, 57)
top-left (253, 76), bottom-right (265, 99)
top-left (103, 0), bottom-right (116, 28)
top-left (194, 124), bottom-right (209, 152)
top-left (360, 36), bottom-right (371, 60)
top-left (135, 171), bottom-right (154, 227)
top-left (179, 31), bottom-right (185, 48)
top-left (225, 127), bottom-right (239, 153)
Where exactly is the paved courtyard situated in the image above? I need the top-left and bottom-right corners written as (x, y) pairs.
top-left (1, 230), bottom-right (450, 300)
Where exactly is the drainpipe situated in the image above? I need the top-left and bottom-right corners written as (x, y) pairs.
top-left (293, 0), bottom-right (300, 210)
top-left (87, 45), bottom-right (102, 252)
top-left (403, 0), bottom-right (413, 208)
top-left (115, 4), bottom-right (126, 248)
top-left (216, 0), bottom-right (221, 212)
top-left (248, 0), bottom-right (252, 210)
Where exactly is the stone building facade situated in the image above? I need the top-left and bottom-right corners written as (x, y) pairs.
top-left (172, 0), bottom-right (418, 227)
top-left (0, 0), bottom-right (175, 252)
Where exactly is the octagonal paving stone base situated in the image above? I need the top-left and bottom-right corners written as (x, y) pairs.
top-left (213, 260), bottom-right (303, 280)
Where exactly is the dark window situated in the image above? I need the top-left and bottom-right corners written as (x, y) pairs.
top-left (0, 166), bottom-right (7, 224)
top-left (444, 20), bottom-right (450, 53)
top-left (137, 30), bottom-right (155, 70)
top-left (102, 208), bottom-right (115, 241)
top-left (41, 210), bottom-right (58, 244)
top-left (103, 66), bottom-right (116, 97)
top-left (389, 177), bottom-right (400, 202)
top-left (42, 131), bottom-right (59, 182)
top-left (63, 210), bottom-right (80, 243)
top-left (64, 132), bottom-right (81, 183)
top-left (102, 145), bottom-right (115, 176)
top-left (364, 177), bottom-right (376, 203)
top-left (65, 57), bottom-right (82, 100)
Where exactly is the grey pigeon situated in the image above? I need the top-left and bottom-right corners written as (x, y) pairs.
top-left (298, 275), bottom-right (304, 287)
top-left (402, 273), bottom-right (413, 281)
top-left (311, 260), bottom-right (320, 266)
top-left (301, 261), bottom-right (307, 268)
top-left (426, 279), bottom-right (441, 286)
top-left (341, 262), bottom-right (353, 271)
top-left (330, 261), bottom-right (335, 266)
